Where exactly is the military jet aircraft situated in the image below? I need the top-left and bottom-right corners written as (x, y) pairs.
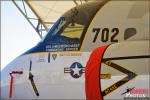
top-left (1, 0), bottom-right (149, 99)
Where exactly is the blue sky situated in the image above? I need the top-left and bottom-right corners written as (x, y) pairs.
top-left (1, 1), bottom-right (41, 70)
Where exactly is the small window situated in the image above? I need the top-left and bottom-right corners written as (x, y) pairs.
top-left (124, 28), bottom-right (136, 40)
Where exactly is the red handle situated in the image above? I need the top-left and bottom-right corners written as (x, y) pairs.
top-left (9, 74), bottom-right (13, 98)
top-left (9, 71), bottom-right (23, 98)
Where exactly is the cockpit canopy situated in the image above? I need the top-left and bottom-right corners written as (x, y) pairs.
top-left (40, 1), bottom-right (105, 51)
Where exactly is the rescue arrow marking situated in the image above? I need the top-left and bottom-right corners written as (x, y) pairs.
top-left (101, 61), bottom-right (137, 97)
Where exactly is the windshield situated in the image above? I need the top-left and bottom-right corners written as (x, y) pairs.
top-left (42, 16), bottom-right (86, 51)
top-left (48, 16), bottom-right (85, 42)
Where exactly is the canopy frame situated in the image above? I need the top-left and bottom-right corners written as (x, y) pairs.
top-left (12, 0), bottom-right (89, 39)
top-left (12, 0), bottom-right (49, 39)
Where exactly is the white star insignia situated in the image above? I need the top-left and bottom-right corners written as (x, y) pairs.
top-left (72, 64), bottom-right (80, 76)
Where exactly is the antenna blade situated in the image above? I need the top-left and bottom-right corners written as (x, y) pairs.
top-left (29, 60), bottom-right (32, 71)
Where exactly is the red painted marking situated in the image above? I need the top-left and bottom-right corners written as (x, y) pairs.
top-left (85, 45), bottom-right (109, 100)
top-left (9, 74), bottom-right (13, 98)
top-left (9, 71), bottom-right (23, 98)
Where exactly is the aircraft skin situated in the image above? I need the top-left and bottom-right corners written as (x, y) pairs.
top-left (1, 0), bottom-right (149, 99)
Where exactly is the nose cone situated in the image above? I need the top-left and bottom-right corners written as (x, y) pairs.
top-left (1, 59), bottom-right (21, 99)
top-left (1, 55), bottom-right (33, 99)
top-left (1, 65), bottom-right (11, 99)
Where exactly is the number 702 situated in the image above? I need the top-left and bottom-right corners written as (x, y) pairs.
top-left (92, 28), bottom-right (119, 43)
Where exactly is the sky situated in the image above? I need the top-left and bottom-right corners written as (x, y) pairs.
top-left (1, 1), bottom-right (41, 70)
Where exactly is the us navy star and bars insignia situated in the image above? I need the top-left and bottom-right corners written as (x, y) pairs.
top-left (64, 62), bottom-right (112, 79)
top-left (64, 62), bottom-right (85, 79)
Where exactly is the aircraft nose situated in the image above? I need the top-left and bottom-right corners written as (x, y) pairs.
top-left (1, 66), bottom-right (11, 99)
top-left (1, 55), bottom-right (38, 99)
